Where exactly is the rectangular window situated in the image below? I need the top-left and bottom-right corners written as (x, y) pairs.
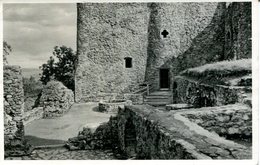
top-left (125, 57), bottom-right (132, 68)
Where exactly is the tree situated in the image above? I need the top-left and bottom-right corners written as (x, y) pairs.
top-left (3, 41), bottom-right (12, 65)
top-left (40, 46), bottom-right (77, 91)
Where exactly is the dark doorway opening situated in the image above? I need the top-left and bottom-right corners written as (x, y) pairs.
top-left (160, 69), bottom-right (169, 89)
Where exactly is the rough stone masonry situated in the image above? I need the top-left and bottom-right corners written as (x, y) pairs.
top-left (75, 2), bottom-right (251, 102)
top-left (40, 80), bottom-right (74, 118)
top-left (4, 65), bottom-right (31, 157)
top-left (67, 104), bottom-right (251, 159)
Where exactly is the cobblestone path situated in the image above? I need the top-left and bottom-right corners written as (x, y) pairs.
top-left (6, 148), bottom-right (118, 160)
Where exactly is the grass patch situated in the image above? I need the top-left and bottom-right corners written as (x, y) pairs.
top-left (180, 59), bottom-right (251, 85)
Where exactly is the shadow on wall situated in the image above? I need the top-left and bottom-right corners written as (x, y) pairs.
top-left (161, 2), bottom-right (251, 76)
top-left (144, 3), bottom-right (161, 88)
top-left (161, 2), bottom-right (227, 75)
top-left (124, 118), bottom-right (137, 158)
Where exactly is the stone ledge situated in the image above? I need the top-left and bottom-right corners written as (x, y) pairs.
top-left (121, 105), bottom-right (251, 159)
top-left (166, 103), bottom-right (193, 111)
top-left (173, 103), bottom-right (252, 139)
top-left (67, 104), bottom-right (251, 159)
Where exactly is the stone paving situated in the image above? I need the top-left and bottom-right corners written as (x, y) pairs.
top-left (6, 147), bottom-right (118, 160)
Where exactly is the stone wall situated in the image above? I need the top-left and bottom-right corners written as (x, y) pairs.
top-left (146, 2), bottom-right (222, 91)
top-left (40, 81), bottom-right (74, 118)
top-left (180, 104), bottom-right (251, 139)
top-left (173, 76), bottom-right (250, 107)
top-left (75, 3), bottom-right (150, 102)
top-left (4, 65), bottom-right (31, 156)
top-left (75, 2), bottom-right (223, 102)
top-left (224, 2), bottom-right (251, 60)
top-left (75, 2), bottom-right (251, 102)
top-left (155, 2), bottom-right (251, 92)
top-left (67, 104), bottom-right (251, 159)
top-left (67, 116), bottom-right (119, 151)
top-left (116, 105), bottom-right (251, 159)
top-left (98, 100), bottom-right (132, 114)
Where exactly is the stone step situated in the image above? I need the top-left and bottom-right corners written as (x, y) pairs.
top-left (144, 90), bottom-right (173, 106)
top-left (144, 100), bottom-right (171, 104)
top-left (149, 91), bottom-right (172, 96)
top-left (144, 101), bottom-right (171, 106)
top-left (145, 95), bottom-right (171, 99)
top-left (144, 97), bottom-right (171, 101)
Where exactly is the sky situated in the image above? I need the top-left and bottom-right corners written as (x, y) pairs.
top-left (3, 3), bottom-right (77, 68)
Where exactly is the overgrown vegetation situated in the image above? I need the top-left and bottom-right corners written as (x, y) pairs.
top-left (40, 46), bottom-right (77, 91)
top-left (180, 59), bottom-right (251, 85)
top-left (23, 45), bottom-right (77, 112)
top-left (23, 76), bottom-right (43, 98)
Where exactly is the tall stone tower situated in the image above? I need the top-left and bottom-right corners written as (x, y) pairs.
top-left (145, 2), bottom-right (223, 91)
top-left (75, 2), bottom-right (251, 103)
top-left (75, 3), bottom-right (149, 102)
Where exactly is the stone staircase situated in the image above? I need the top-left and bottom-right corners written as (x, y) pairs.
top-left (144, 90), bottom-right (172, 106)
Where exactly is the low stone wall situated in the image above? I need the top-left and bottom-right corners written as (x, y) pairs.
top-left (67, 104), bottom-right (251, 159)
top-left (117, 105), bottom-right (251, 159)
top-left (23, 107), bottom-right (43, 125)
top-left (123, 93), bottom-right (144, 104)
top-left (67, 116), bottom-right (119, 151)
top-left (78, 92), bottom-right (124, 103)
top-left (4, 65), bottom-right (31, 156)
top-left (180, 104), bottom-right (251, 139)
top-left (98, 100), bottom-right (132, 114)
top-left (40, 81), bottom-right (74, 118)
top-left (173, 76), bottom-right (250, 107)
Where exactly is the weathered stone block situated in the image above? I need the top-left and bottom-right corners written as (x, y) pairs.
top-left (40, 81), bottom-right (74, 118)
top-left (98, 99), bottom-right (132, 114)
top-left (123, 93), bottom-right (144, 104)
top-left (166, 103), bottom-right (193, 111)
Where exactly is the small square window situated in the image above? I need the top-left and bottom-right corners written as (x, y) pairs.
top-left (124, 57), bottom-right (132, 68)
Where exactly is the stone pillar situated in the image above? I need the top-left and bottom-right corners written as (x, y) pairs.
top-left (4, 65), bottom-right (31, 157)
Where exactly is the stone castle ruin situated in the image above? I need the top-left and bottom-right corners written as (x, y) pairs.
top-left (75, 2), bottom-right (251, 103)
top-left (4, 2), bottom-right (252, 160)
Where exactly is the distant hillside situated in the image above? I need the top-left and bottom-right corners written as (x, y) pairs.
top-left (22, 68), bottom-right (42, 80)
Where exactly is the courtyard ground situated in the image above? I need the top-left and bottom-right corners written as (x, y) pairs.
top-left (25, 102), bottom-right (112, 146)
top-left (9, 102), bottom-right (119, 160)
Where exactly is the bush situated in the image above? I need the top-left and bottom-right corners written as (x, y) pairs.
top-left (40, 46), bottom-right (77, 91)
